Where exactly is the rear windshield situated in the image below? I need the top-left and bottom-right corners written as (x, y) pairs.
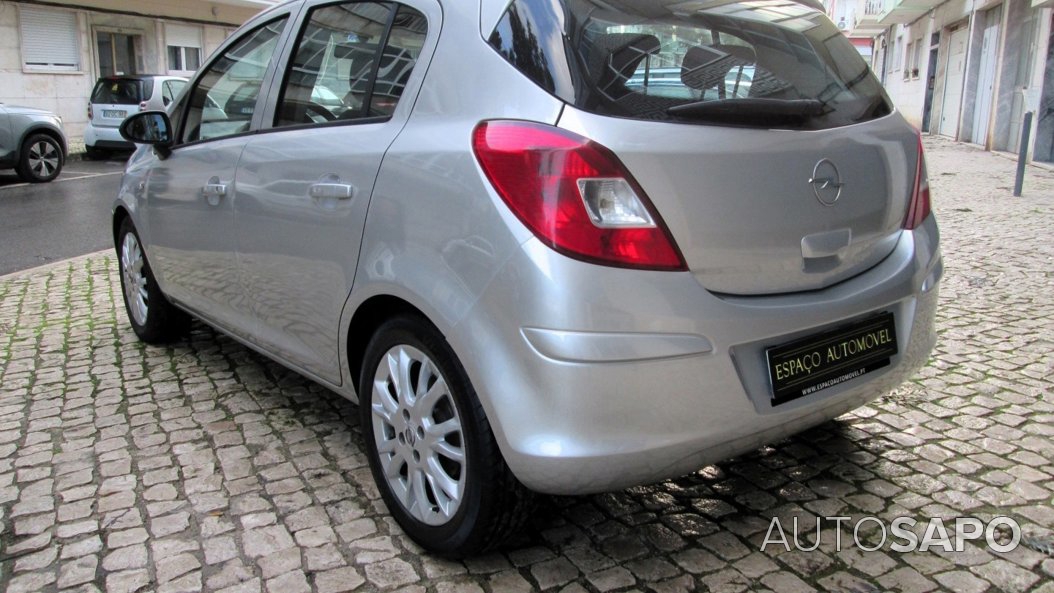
top-left (91, 78), bottom-right (153, 105)
top-left (488, 0), bottom-right (891, 130)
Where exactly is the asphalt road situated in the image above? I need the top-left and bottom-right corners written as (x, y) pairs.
top-left (0, 155), bottom-right (129, 276)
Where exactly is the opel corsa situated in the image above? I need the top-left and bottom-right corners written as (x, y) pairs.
top-left (113, 0), bottom-right (942, 556)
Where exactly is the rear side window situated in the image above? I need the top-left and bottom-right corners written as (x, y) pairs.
top-left (162, 80), bottom-right (186, 106)
top-left (274, 1), bottom-right (427, 128)
top-left (489, 0), bottom-right (891, 130)
top-left (91, 79), bottom-right (146, 105)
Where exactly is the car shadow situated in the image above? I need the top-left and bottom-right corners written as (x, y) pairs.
top-left (141, 318), bottom-right (959, 576)
top-left (0, 172), bottom-right (24, 187)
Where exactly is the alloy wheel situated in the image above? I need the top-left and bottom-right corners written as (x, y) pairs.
top-left (121, 233), bottom-right (149, 326)
top-left (371, 345), bottom-right (467, 525)
top-left (27, 140), bottom-right (59, 179)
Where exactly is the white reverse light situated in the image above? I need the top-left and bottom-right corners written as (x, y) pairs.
top-left (577, 178), bottom-right (655, 228)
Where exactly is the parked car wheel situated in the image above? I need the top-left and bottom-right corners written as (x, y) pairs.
top-left (359, 315), bottom-right (533, 557)
top-left (117, 218), bottom-right (190, 343)
top-left (17, 133), bottom-right (63, 182)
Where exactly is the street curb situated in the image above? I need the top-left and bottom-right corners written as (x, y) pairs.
top-left (0, 249), bottom-right (111, 281)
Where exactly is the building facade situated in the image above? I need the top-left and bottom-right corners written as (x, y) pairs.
top-left (0, 0), bottom-right (274, 143)
top-left (831, 0), bottom-right (1054, 163)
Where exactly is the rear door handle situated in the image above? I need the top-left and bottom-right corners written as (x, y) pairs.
top-left (309, 182), bottom-right (354, 200)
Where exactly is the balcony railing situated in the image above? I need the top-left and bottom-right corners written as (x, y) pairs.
top-left (864, 0), bottom-right (885, 16)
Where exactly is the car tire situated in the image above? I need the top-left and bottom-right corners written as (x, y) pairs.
top-left (359, 315), bottom-right (533, 557)
top-left (116, 217), bottom-right (190, 343)
top-left (16, 134), bottom-right (63, 183)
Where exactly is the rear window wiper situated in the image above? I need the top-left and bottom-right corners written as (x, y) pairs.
top-left (667, 98), bottom-right (827, 120)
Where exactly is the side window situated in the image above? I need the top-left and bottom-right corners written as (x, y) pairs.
top-left (274, 2), bottom-right (427, 128)
top-left (162, 80), bottom-right (186, 106)
top-left (181, 18), bottom-right (287, 143)
top-left (369, 6), bottom-right (427, 116)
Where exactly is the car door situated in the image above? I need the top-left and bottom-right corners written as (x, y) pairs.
top-left (0, 104), bottom-right (12, 163)
top-left (233, 0), bottom-right (436, 383)
top-left (143, 15), bottom-right (292, 334)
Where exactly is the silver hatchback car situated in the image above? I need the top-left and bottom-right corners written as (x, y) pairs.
top-left (114, 0), bottom-right (941, 555)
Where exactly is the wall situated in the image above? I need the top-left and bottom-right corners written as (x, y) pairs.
top-left (0, 0), bottom-right (259, 143)
top-left (881, 20), bottom-right (934, 129)
top-left (0, 3), bottom-right (93, 129)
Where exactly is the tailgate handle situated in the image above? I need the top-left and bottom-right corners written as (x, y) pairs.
top-left (801, 228), bottom-right (851, 259)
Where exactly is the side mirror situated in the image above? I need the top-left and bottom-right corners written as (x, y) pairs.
top-left (120, 111), bottom-right (173, 146)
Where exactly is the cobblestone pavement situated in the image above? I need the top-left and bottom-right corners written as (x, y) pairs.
top-left (1, 137), bottom-right (1052, 593)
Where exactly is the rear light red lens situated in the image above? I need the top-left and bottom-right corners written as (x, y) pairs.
top-left (904, 133), bottom-right (931, 230)
top-left (87, 104), bottom-right (93, 119)
top-left (471, 120), bottom-right (686, 271)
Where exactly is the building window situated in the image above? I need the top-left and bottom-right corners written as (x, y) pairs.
top-left (19, 7), bottom-right (80, 71)
top-left (903, 39), bottom-right (912, 80)
top-left (97, 32), bottom-right (141, 77)
top-left (892, 35), bottom-right (903, 73)
top-left (165, 24), bottom-right (203, 74)
top-left (911, 37), bottom-right (923, 78)
top-left (168, 46), bottom-right (201, 72)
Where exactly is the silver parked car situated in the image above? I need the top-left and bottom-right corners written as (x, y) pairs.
top-left (0, 102), bottom-right (66, 182)
top-left (113, 0), bottom-right (941, 555)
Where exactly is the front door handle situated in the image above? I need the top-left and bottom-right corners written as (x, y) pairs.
top-left (309, 182), bottom-right (355, 200)
top-left (202, 176), bottom-right (228, 206)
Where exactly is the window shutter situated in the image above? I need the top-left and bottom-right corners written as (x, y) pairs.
top-left (165, 24), bottom-right (202, 49)
top-left (20, 7), bottom-right (80, 71)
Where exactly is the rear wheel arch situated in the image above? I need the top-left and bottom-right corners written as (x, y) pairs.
top-left (346, 295), bottom-right (430, 397)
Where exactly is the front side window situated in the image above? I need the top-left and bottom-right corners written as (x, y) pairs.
top-left (181, 18), bottom-right (287, 143)
top-left (274, 2), bottom-right (427, 128)
top-left (489, 0), bottom-right (891, 130)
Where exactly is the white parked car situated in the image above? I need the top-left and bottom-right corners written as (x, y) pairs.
top-left (84, 75), bottom-right (187, 158)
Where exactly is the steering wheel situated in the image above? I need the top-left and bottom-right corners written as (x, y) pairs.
top-left (304, 101), bottom-right (336, 122)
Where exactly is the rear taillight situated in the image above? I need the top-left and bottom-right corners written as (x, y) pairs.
top-left (904, 133), bottom-right (931, 230)
top-left (87, 104), bottom-right (93, 119)
top-left (471, 120), bottom-right (686, 271)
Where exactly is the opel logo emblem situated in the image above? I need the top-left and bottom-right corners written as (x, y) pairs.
top-left (809, 159), bottom-right (844, 206)
top-left (404, 427), bottom-right (416, 446)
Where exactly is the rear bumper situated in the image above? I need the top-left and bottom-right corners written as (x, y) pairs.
top-left (455, 215), bottom-right (941, 494)
top-left (84, 123), bottom-right (133, 150)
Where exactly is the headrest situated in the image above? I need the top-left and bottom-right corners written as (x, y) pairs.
top-left (681, 44), bottom-right (757, 90)
top-left (589, 33), bottom-right (662, 85)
